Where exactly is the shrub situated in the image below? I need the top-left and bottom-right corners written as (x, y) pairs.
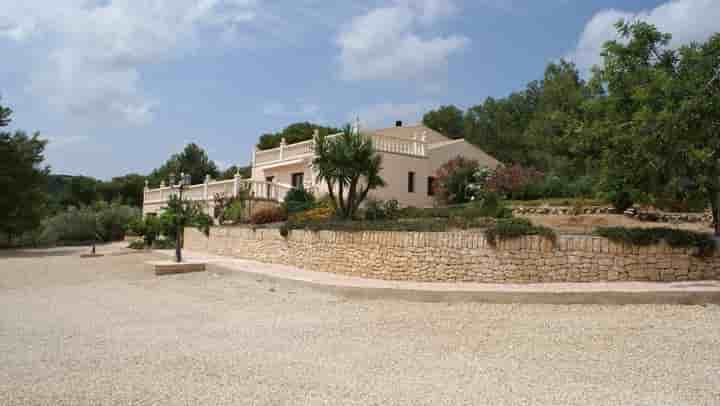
top-left (283, 187), bottom-right (316, 214)
top-left (214, 192), bottom-right (249, 224)
top-left (315, 194), bottom-right (337, 210)
top-left (223, 200), bottom-right (246, 224)
top-left (595, 226), bottom-right (716, 256)
top-left (291, 207), bottom-right (334, 223)
top-left (512, 174), bottom-right (598, 200)
top-left (486, 164), bottom-right (544, 198)
top-left (471, 193), bottom-right (512, 219)
top-left (606, 189), bottom-right (635, 212)
top-left (40, 203), bottom-right (140, 246)
top-left (249, 207), bottom-right (287, 224)
top-left (129, 215), bottom-right (162, 247)
top-left (485, 218), bottom-right (556, 246)
top-left (95, 202), bottom-right (141, 241)
top-left (128, 239), bottom-right (146, 250)
top-left (398, 206), bottom-right (452, 219)
top-left (434, 156), bottom-right (481, 204)
top-left (40, 206), bottom-right (99, 245)
top-left (398, 195), bottom-right (511, 220)
top-left (364, 199), bottom-right (400, 221)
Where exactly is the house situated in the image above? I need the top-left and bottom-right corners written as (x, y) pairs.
top-left (250, 121), bottom-right (501, 208)
top-left (142, 121), bottom-right (500, 217)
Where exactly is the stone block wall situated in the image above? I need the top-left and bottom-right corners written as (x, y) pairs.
top-left (185, 227), bottom-right (720, 283)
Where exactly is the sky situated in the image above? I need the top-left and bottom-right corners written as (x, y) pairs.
top-left (1, 0), bottom-right (719, 179)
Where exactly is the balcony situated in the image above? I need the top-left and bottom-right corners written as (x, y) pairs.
top-left (253, 132), bottom-right (427, 167)
top-left (143, 178), bottom-right (295, 210)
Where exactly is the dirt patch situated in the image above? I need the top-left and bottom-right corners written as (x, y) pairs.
top-left (522, 214), bottom-right (713, 235)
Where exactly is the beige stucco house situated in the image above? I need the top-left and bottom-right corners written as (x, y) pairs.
top-left (251, 122), bottom-right (500, 208)
top-left (143, 122), bottom-right (500, 216)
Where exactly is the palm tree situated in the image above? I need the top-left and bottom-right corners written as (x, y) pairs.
top-left (312, 125), bottom-right (385, 219)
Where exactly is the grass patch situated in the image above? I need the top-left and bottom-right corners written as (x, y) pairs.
top-left (595, 226), bottom-right (716, 256)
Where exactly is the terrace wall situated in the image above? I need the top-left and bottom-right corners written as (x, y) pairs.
top-left (185, 227), bottom-right (720, 283)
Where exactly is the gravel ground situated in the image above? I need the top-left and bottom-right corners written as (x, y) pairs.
top-left (1, 246), bottom-right (719, 405)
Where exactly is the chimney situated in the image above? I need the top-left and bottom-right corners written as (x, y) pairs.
top-left (395, 120), bottom-right (403, 127)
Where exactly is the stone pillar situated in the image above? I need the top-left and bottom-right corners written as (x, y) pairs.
top-left (204, 174), bottom-right (211, 199)
top-left (233, 171), bottom-right (241, 197)
top-left (279, 137), bottom-right (287, 160)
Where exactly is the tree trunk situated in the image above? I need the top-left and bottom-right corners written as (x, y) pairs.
top-left (346, 176), bottom-right (359, 219)
top-left (338, 182), bottom-right (347, 218)
top-left (710, 188), bottom-right (720, 236)
top-left (325, 179), bottom-right (337, 213)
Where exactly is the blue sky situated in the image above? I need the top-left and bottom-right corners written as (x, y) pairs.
top-left (1, 0), bottom-right (718, 179)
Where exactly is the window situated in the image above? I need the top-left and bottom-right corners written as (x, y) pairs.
top-left (407, 171), bottom-right (415, 193)
top-left (265, 176), bottom-right (274, 199)
top-left (291, 172), bottom-right (304, 189)
top-left (427, 176), bottom-right (436, 196)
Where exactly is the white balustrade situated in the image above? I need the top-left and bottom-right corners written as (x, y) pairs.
top-left (143, 178), bottom-right (294, 210)
top-left (253, 132), bottom-right (426, 168)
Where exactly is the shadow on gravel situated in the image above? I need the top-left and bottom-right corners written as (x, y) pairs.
top-left (0, 248), bottom-right (81, 259)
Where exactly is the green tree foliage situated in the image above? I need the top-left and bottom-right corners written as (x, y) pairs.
top-left (257, 122), bottom-right (341, 150)
top-left (159, 194), bottom-right (212, 240)
top-left (47, 174), bottom-right (146, 211)
top-left (61, 175), bottom-right (98, 207)
top-left (40, 203), bottom-right (139, 245)
top-left (0, 96), bottom-right (12, 127)
top-left (0, 103), bottom-right (49, 243)
top-left (219, 165), bottom-right (251, 180)
top-left (586, 21), bottom-right (720, 231)
top-left (96, 174), bottom-right (146, 207)
top-left (283, 187), bottom-right (316, 214)
top-left (312, 125), bottom-right (385, 219)
top-left (128, 215), bottom-right (161, 246)
top-left (422, 105), bottom-right (465, 139)
top-left (148, 143), bottom-right (219, 187)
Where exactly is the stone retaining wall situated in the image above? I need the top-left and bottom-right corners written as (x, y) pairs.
top-left (185, 227), bottom-right (720, 283)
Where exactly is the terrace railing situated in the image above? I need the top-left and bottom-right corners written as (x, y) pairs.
top-left (143, 177), bottom-right (294, 209)
top-left (253, 131), bottom-right (427, 166)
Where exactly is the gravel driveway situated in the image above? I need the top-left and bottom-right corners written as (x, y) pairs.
top-left (1, 246), bottom-right (719, 405)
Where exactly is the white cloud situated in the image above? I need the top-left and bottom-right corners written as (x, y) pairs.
top-left (337, 0), bottom-right (468, 81)
top-left (567, 0), bottom-right (720, 72)
top-left (0, 0), bottom-right (259, 126)
top-left (353, 101), bottom-right (432, 129)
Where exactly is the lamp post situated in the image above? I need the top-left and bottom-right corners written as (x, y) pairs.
top-left (169, 172), bottom-right (191, 263)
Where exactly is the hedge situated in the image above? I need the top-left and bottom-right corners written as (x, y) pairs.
top-left (484, 218), bottom-right (556, 246)
top-left (595, 226), bottom-right (716, 256)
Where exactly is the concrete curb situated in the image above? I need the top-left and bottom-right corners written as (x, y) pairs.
top-left (156, 250), bottom-right (720, 305)
top-left (216, 265), bottom-right (720, 305)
